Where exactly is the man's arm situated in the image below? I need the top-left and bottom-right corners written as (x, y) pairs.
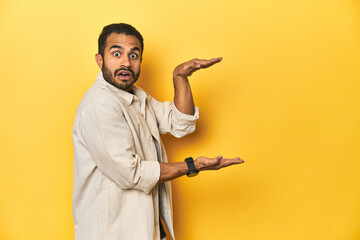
top-left (76, 102), bottom-right (160, 194)
top-left (173, 57), bottom-right (222, 115)
top-left (158, 155), bottom-right (244, 183)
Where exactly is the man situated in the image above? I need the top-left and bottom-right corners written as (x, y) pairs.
top-left (72, 23), bottom-right (244, 240)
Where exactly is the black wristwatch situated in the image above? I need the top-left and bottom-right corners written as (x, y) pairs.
top-left (185, 157), bottom-right (199, 177)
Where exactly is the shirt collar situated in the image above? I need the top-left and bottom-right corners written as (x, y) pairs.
top-left (95, 71), bottom-right (148, 106)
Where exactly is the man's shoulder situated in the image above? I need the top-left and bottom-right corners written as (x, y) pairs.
top-left (75, 82), bottom-right (125, 116)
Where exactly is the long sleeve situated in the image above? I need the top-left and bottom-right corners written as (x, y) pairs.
top-left (149, 97), bottom-right (199, 138)
top-left (74, 101), bottom-right (160, 194)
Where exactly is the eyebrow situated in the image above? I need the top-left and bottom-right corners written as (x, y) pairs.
top-left (109, 45), bottom-right (141, 53)
top-left (131, 47), bottom-right (141, 52)
top-left (110, 45), bottom-right (123, 50)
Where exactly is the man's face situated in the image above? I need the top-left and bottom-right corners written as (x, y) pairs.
top-left (96, 33), bottom-right (142, 92)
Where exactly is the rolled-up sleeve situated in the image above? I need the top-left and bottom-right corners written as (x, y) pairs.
top-left (150, 97), bottom-right (199, 138)
top-left (75, 102), bottom-right (160, 194)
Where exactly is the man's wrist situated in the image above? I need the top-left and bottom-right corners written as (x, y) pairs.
top-left (193, 158), bottom-right (201, 171)
top-left (185, 157), bottom-right (199, 177)
top-left (173, 75), bottom-right (189, 84)
top-left (173, 68), bottom-right (189, 80)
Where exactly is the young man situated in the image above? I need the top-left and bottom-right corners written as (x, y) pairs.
top-left (72, 23), bottom-right (244, 240)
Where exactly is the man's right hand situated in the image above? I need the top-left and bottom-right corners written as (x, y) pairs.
top-left (158, 155), bottom-right (244, 183)
top-left (194, 155), bottom-right (244, 171)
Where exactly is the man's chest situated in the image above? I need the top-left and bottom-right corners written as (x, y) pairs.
top-left (123, 102), bottom-right (161, 153)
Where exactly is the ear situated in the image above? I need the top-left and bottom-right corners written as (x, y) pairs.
top-left (95, 54), bottom-right (103, 69)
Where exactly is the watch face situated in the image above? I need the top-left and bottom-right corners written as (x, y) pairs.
top-left (185, 157), bottom-right (193, 163)
top-left (187, 172), bottom-right (199, 177)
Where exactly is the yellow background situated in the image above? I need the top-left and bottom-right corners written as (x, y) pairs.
top-left (1, 0), bottom-right (359, 239)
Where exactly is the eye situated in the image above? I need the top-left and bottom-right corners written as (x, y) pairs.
top-left (129, 53), bottom-right (138, 59)
top-left (113, 52), bottom-right (120, 57)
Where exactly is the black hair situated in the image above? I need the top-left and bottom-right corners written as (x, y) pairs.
top-left (98, 23), bottom-right (144, 57)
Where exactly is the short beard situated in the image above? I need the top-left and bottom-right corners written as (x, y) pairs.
top-left (102, 63), bottom-right (140, 92)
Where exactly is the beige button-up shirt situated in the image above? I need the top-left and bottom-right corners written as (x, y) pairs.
top-left (72, 72), bottom-right (199, 240)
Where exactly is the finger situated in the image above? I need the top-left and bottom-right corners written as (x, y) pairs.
top-left (183, 61), bottom-right (202, 76)
top-left (231, 158), bottom-right (245, 164)
top-left (181, 57), bottom-right (222, 76)
top-left (195, 57), bottom-right (222, 65)
top-left (193, 57), bottom-right (222, 69)
top-left (220, 157), bottom-right (244, 165)
top-left (187, 67), bottom-right (199, 77)
top-left (232, 157), bottom-right (244, 163)
top-left (188, 61), bottom-right (201, 70)
top-left (230, 157), bottom-right (244, 164)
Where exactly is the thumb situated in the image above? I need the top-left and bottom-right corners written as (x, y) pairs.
top-left (190, 61), bottom-right (201, 69)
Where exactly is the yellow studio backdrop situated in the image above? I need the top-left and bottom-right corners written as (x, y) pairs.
top-left (0, 0), bottom-right (359, 239)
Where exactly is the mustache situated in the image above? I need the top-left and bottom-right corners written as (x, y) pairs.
top-left (114, 68), bottom-right (134, 77)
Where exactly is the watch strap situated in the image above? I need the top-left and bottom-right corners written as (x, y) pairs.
top-left (185, 157), bottom-right (199, 177)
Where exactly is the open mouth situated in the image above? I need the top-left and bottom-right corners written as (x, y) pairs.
top-left (116, 70), bottom-right (133, 80)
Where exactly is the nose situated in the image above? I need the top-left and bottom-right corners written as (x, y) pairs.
top-left (120, 55), bottom-right (131, 68)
